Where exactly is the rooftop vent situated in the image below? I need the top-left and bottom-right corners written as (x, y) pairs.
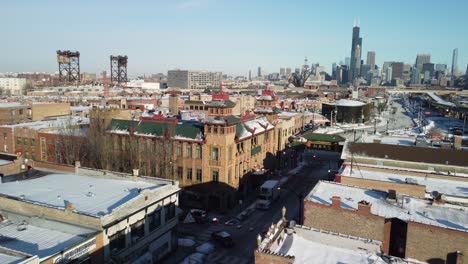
top-left (405, 178), bottom-right (418, 185)
top-left (387, 190), bottom-right (397, 200)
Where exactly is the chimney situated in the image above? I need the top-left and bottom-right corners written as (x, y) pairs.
top-left (388, 190), bottom-right (397, 200)
top-left (358, 200), bottom-right (371, 215)
top-left (75, 161), bottom-right (81, 169)
top-left (66, 201), bottom-right (74, 210)
top-left (331, 196), bottom-right (341, 208)
top-left (132, 169), bottom-right (139, 179)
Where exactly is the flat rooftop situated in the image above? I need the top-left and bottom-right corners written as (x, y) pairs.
top-left (0, 173), bottom-right (163, 217)
top-left (273, 225), bottom-right (385, 264)
top-left (0, 251), bottom-right (28, 264)
top-left (340, 165), bottom-right (468, 198)
top-left (0, 220), bottom-right (89, 261)
top-left (0, 103), bottom-right (26, 108)
top-left (0, 116), bottom-right (88, 131)
top-left (307, 181), bottom-right (468, 232)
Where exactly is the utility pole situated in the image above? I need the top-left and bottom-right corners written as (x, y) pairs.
top-left (374, 118), bottom-right (377, 134)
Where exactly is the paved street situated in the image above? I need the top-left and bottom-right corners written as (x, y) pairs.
top-left (166, 150), bottom-right (341, 264)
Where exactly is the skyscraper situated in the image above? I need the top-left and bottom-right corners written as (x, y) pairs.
top-left (280, 68), bottom-right (285, 75)
top-left (248, 70), bottom-right (252, 81)
top-left (332, 63), bottom-right (337, 79)
top-left (349, 25), bottom-right (363, 82)
top-left (451, 48), bottom-right (458, 78)
top-left (422, 63), bottom-right (435, 78)
top-left (345, 57), bottom-right (350, 67)
top-left (411, 67), bottom-right (420, 85)
top-left (286, 68), bottom-right (292, 75)
top-left (366, 51), bottom-right (375, 70)
top-left (435, 64), bottom-right (448, 73)
top-left (415, 54), bottom-right (431, 72)
top-left (391, 62), bottom-right (404, 80)
top-left (257, 67), bottom-right (262, 77)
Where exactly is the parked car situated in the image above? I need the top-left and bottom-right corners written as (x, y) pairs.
top-left (190, 209), bottom-right (208, 223)
top-left (224, 219), bottom-right (241, 226)
top-left (211, 231), bottom-right (234, 247)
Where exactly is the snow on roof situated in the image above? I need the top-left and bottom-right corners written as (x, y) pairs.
top-left (0, 159), bottom-right (12, 166)
top-left (0, 102), bottom-right (26, 108)
top-left (0, 173), bottom-right (163, 217)
top-left (0, 252), bottom-right (27, 264)
top-left (238, 117), bottom-right (273, 140)
top-left (340, 166), bottom-right (468, 198)
top-left (0, 220), bottom-right (87, 260)
top-left (335, 99), bottom-right (366, 107)
top-left (278, 111), bottom-right (300, 117)
top-left (70, 105), bottom-right (91, 112)
top-left (360, 134), bottom-right (416, 146)
top-left (307, 181), bottom-right (468, 232)
top-left (274, 226), bottom-right (385, 264)
top-left (44, 127), bottom-right (89, 137)
top-left (0, 116), bottom-right (88, 131)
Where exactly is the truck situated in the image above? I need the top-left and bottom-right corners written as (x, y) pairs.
top-left (256, 180), bottom-right (280, 210)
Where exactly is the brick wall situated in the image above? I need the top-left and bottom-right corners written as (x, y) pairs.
top-left (31, 103), bottom-right (70, 121)
top-left (303, 198), bottom-right (385, 242)
top-left (406, 221), bottom-right (468, 263)
top-left (33, 160), bottom-right (75, 173)
top-left (339, 176), bottom-right (426, 197)
top-left (255, 251), bottom-right (294, 264)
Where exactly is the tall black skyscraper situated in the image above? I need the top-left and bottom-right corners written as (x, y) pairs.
top-left (349, 25), bottom-right (363, 82)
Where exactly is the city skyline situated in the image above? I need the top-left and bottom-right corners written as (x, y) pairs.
top-left (1, 0), bottom-right (468, 76)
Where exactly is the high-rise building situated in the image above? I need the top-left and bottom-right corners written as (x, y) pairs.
top-left (280, 68), bottom-right (285, 75)
top-left (422, 63), bottom-right (435, 78)
top-left (0, 77), bottom-right (27, 95)
top-left (349, 26), bottom-right (363, 81)
top-left (366, 51), bottom-right (375, 70)
top-left (415, 54), bottom-right (431, 72)
top-left (332, 63), bottom-right (337, 79)
top-left (257, 66), bottom-right (262, 77)
top-left (435, 64), bottom-right (448, 73)
top-left (451, 48), bottom-right (458, 78)
top-left (249, 70), bottom-right (252, 81)
top-left (360, 64), bottom-right (371, 82)
top-left (385, 67), bottom-right (392, 83)
top-left (167, 70), bottom-right (222, 89)
top-left (345, 57), bottom-right (350, 67)
top-left (391, 62), bottom-right (404, 80)
top-left (411, 67), bottom-right (420, 85)
top-left (286, 68), bottom-right (292, 75)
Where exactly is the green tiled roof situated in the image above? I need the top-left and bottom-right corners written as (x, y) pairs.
top-left (110, 119), bottom-right (204, 140)
top-left (303, 133), bottom-right (345, 143)
top-left (226, 115), bottom-right (241, 124)
top-left (206, 100), bottom-right (236, 108)
top-left (185, 100), bottom-right (204, 105)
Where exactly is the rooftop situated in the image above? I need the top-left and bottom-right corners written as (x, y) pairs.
top-left (0, 103), bottom-right (26, 108)
top-left (0, 116), bottom-right (88, 131)
top-left (307, 181), bottom-right (468, 232)
top-left (273, 225), bottom-right (385, 264)
top-left (339, 165), bottom-right (468, 198)
top-left (0, 219), bottom-right (90, 261)
top-left (0, 173), bottom-right (163, 217)
top-left (303, 133), bottom-right (346, 143)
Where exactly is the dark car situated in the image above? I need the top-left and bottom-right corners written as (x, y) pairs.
top-left (190, 209), bottom-right (208, 223)
top-left (211, 231), bottom-right (234, 247)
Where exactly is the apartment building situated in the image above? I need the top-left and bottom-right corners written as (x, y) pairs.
top-left (0, 102), bottom-right (71, 125)
top-left (168, 70), bottom-right (222, 89)
top-left (0, 77), bottom-right (27, 95)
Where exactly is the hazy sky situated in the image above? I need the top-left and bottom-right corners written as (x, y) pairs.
top-left (1, 0), bottom-right (467, 76)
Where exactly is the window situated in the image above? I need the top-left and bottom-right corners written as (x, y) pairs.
top-left (177, 167), bottom-right (183, 179)
top-left (3, 133), bottom-right (6, 141)
top-left (40, 138), bottom-right (46, 161)
top-left (164, 203), bottom-right (176, 222)
top-left (211, 147), bottom-right (219, 161)
top-left (17, 137), bottom-right (22, 145)
top-left (10, 110), bottom-right (15, 116)
top-left (228, 146), bottom-right (233, 160)
top-left (148, 209), bottom-right (161, 232)
top-left (25, 151), bottom-right (29, 158)
top-left (109, 229), bottom-right (126, 253)
top-left (196, 169), bottom-right (202, 181)
top-left (19, 109), bottom-right (23, 115)
top-left (212, 171), bottom-right (219, 182)
top-left (228, 169), bottom-right (232, 183)
top-left (186, 144), bottom-right (192, 158)
top-left (176, 144), bottom-right (182, 157)
top-left (30, 138), bottom-right (35, 146)
top-left (23, 138), bottom-right (28, 146)
top-left (186, 168), bottom-right (192, 180)
top-left (131, 219), bottom-right (145, 244)
top-left (196, 145), bottom-right (202, 159)
top-left (264, 132), bottom-right (269, 142)
top-left (31, 152), bottom-right (36, 160)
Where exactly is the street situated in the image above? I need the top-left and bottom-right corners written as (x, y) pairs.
top-left (167, 150), bottom-right (341, 264)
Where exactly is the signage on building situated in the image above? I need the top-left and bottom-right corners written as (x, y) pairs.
top-left (53, 237), bottom-right (96, 264)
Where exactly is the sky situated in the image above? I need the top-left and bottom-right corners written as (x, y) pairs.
top-left (1, 0), bottom-right (468, 77)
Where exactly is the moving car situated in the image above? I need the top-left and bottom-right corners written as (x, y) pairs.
top-left (190, 209), bottom-right (208, 223)
top-left (211, 231), bottom-right (234, 247)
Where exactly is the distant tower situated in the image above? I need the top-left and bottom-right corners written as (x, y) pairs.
top-left (56, 50), bottom-right (80, 83)
top-left (257, 66), bottom-right (262, 77)
top-left (349, 24), bottom-right (363, 82)
top-left (366, 51), bottom-right (376, 70)
top-left (451, 48), bottom-right (458, 79)
top-left (249, 70), bottom-right (252, 81)
top-left (101, 71), bottom-right (109, 98)
top-left (415, 54), bottom-right (431, 72)
top-left (110, 55), bottom-right (128, 84)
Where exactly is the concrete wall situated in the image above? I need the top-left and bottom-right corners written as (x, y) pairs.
top-left (338, 176), bottom-right (426, 197)
top-left (255, 251), bottom-right (295, 264)
top-left (406, 221), bottom-right (467, 263)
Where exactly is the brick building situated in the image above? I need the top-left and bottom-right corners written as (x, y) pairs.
top-left (0, 102), bottom-right (70, 125)
top-left (303, 181), bottom-right (467, 263)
